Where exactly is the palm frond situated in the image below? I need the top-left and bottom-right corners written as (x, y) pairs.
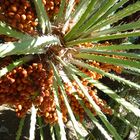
top-left (94, 0), bottom-right (129, 25)
top-left (75, 53), bottom-right (140, 70)
top-left (51, 62), bottom-right (83, 139)
top-left (69, 65), bottom-right (140, 117)
top-left (64, 0), bottom-right (75, 21)
top-left (87, 20), bottom-right (140, 38)
top-left (16, 117), bottom-right (25, 140)
top-left (38, 117), bottom-right (44, 140)
top-left (70, 0), bottom-right (91, 23)
top-left (33, 0), bottom-right (51, 33)
top-left (67, 31), bottom-right (140, 45)
top-left (0, 56), bottom-right (33, 77)
top-left (79, 0), bottom-right (117, 32)
top-left (123, 69), bottom-right (140, 76)
top-left (84, 1), bottom-right (140, 35)
top-left (79, 44), bottom-right (140, 51)
top-left (58, 58), bottom-right (122, 140)
top-left (67, 1), bottom-right (140, 39)
top-left (62, 0), bottom-right (75, 33)
top-left (29, 105), bottom-right (37, 140)
top-left (64, 0), bottom-right (97, 40)
top-left (70, 59), bottom-right (140, 90)
top-left (52, 74), bottom-right (67, 140)
top-left (79, 49), bottom-right (140, 60)
top-left (55, 0), bottom-right (66, 24)
top-left (75, 93), bottom-right (112, 140)
top-left (0, 35), bottom-right (60, 57)
top-left (113, 112), bottom-right (138, 130)
top-left (0, 21), bottom-right (30, 40)
top-left (50, 126), bottom-right (56, 140)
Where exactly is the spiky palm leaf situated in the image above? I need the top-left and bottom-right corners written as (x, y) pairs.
top-left (0, 0), bottom-right (140, 139)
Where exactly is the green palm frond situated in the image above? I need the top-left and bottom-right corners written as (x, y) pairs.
top-left (51, 62), bottom-right (84, 139)
top-left (65, 0), bottom-right (140, 40)
top-left (55, 0), bottom-right (66, 24)
top-left (0, 0), bottom-right (140, 140)
top-left (70, 59), bottom-right (140, 89)
top-left (64, 0), bottom-right (97, 40)
top-left (79, 50), bottom-right (140, 60)
top-left (77, 96), bottom-right (112, 140)
top-left (0, 56), bottom-right (33, 77)
top-left (75, 53), bottom-right (140, 70)
top-left (33, 0), bottom-right (51, 33)
top-left (90, 20), bottom-right (140, 38)
top-left (68, 64), bottom-right (140, 117)
top-left (67, 31), bottom-right (140, 45)
top-left (65, 0), bottom-right (75, 21)
top-left (52, 77), bottom-right (67, 140)
top-left (0, 21), bottom-right (31, 39)
top-left (58, 59), bottom-right (122, 140)
top-left (113, 111), bottom-right (138, 130)
top-left (94, 0), bottom-right (129, 25)
top-left (38, 117), bottom-right (44, 140)
top-left (16, 117), bottom-right (25, 140)
top-left (0, 35), bottom-right (60, 57)
top-left (50, 126), bottom-right (56, 140)
top-left (79, 44), bottom-right (140, 51)
top-left (83, 1), bottom-right (140, 37)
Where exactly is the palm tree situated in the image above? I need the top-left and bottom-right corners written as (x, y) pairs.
top-left (0, 0), bottom-right (140, 139)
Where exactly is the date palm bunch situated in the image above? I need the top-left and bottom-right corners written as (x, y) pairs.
top-left (0, 0), bottom-right (140, 139)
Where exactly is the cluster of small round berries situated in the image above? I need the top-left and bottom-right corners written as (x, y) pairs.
top-left (0, 0), bottom-right (81, 41)
top-left (0, 0), bottom-right (38, 35)
top-left (64, 81), bottom-right (112, 122)
top-left (65, 83), bottom-right (85, 122)
top-left (78, 42), bottom-right (122, 74)
top-left (0, 62), bottom-right (50, 117)
top-left (0, 61), bottom-right (67, 124)
top-left (73, 81), bottom-right (112, 114)
top-left (0, 0), bottom-right (117, 125)
top-left (88, 61), bottom-right (122, 74)
top-left (38, 90), bottom-right (68, 124)
top-left (0, 42), bottom-right (121, 124)
top-left (42, 0), bottom-right (61, 18)
top-left (0, 0), bottom-right (61, 41)
top-left (0, 59), bottom-right (112, 124)
top-left (78, 60), bottom-right (122, 83)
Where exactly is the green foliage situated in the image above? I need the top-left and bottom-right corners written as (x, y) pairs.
top-left (0, 0), bottom-right (140, 139)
